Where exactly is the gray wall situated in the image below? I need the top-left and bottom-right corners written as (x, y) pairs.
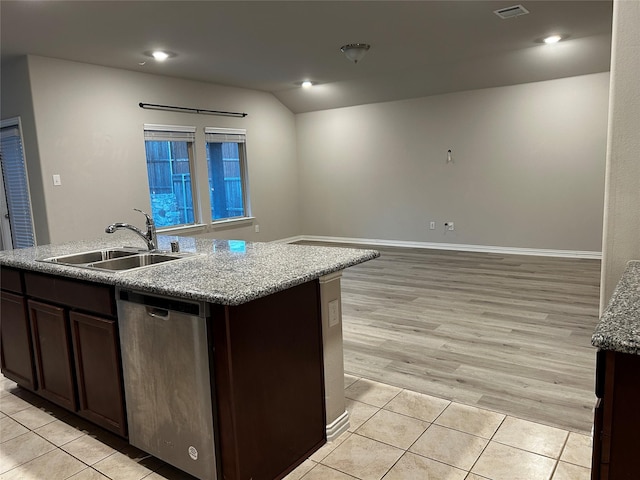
top-left (1, 56), bottom-right (614, 256)
top-left (297, 72), bottom-right (609, 253)
top-left (0, 57), bottom-right (50, 244)
top-left (600, 0), bottom-right (640, 307)
top-left (12, 55), bottom-right (300, 244)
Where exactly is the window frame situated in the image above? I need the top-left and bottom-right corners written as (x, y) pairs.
top-left (143, 124), bottom-right (198, 229)
top-left (141, 124), bottom-right (253, 234)
top-left (204, 127), bottom-right (251, 223)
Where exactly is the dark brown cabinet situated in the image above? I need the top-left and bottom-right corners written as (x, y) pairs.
top-left (0, 269), bottom-right (127, 436)
top-left (28, 299), bottom-right (77, 411)
top-left (212, 280), bottom-right (326, 480)
top-left (70, 311), bottom-right (126, 436)
top-left (592, 350), bottom-right (640, 480)
top-left (3, 264), bottom-right (327, 478)
top-left (1, 284), bottom-right (37, 390)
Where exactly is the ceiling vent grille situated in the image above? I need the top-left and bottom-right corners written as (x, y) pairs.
top-left (494, 5), bottom-right (530, 19)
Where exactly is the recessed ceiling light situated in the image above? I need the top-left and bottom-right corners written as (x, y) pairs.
top-left (543, 35), bottom-right (563, 44)
top-left (301, 80), bottom-right (314, 88)
top-left (152, 51), bottom-right (170, 61)
top-left (143, 50), bottom-right (177, 62)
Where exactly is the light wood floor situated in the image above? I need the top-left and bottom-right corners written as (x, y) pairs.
top-left (301, 242), bottom-right (602, 434)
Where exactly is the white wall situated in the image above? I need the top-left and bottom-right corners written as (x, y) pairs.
top-left (297, 73), bottom-right (609, 253)
top-left (600, 0), bottom-right (640, 307)
top-left (16, 55), bottom-right (300, 244)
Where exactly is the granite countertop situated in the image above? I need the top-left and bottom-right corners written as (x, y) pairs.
top-left (592, 261), bottom-right (640, 354)
top-left (0, 235), bottom-right (379, 306)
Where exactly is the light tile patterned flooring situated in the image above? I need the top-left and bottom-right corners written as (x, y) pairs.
top-left (1, 373), bottom-right (592, 480)
top-left (283, 374), bottom-right (592, 480)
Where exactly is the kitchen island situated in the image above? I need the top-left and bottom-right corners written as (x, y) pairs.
top-left (0, 235), bottom-right (379, 480)
top-left (591, 260), bottom-right (640, 480)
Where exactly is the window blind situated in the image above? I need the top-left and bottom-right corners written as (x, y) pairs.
top-left (143, 124), bottom-right (196, 143)
top-left (0, 122), bottom-right (36, 248)
top-left (204, 127), bottom-right (246, 144)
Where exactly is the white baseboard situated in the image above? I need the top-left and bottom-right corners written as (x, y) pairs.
top-left (326, 410), bottom-right (350, 442)
top-left (281, 235), bottom-right (602, 259)
top-left (270, 235), bottom-right (305, 244)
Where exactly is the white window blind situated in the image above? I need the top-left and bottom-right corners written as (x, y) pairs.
top-left (204, 127), bottom-right (246, 144)
top-left (143, 124), bottom-right (196, 143)
top-left (0, 121), bottom-right (36, 248)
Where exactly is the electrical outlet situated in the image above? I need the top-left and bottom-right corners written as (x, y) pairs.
top-left (328, 299), bottom-right (340, 327)
top-left (445, 222), bottom-right (455, 231)
top-left (52, 174), bottom-right (62, 186)
top-left (254, 224), bottom-right (260, 233)
top-left (429, 221), bottom-right (436, 230)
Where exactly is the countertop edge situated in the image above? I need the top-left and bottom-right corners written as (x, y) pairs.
top-left (591, 260), bottom-right (640, 355)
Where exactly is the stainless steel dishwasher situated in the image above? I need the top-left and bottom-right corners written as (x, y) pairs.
top-left (117, 289), bottom-right (218, 480)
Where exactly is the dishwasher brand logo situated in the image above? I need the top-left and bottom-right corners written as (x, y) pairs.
top-left (188, 446), bottom-right (198, 461)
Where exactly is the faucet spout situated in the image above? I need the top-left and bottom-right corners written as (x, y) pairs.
top-left (105, 209), bottom-right (157, 251)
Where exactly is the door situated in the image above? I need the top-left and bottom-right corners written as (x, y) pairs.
top-left (0, 117), bottom-right (36, 249)
top-left (0, 167), bottom-right (11, 250)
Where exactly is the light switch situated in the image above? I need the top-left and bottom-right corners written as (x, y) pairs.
top-left (52, 174), bottom-right (62, 186)
top-left (329, 299), bottom-right (340, 327)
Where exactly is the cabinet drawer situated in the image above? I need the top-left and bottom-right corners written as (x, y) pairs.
top-left (1, 267), bottom-right (24, 294)
top-left (24, 272), bottom-right (115, 317)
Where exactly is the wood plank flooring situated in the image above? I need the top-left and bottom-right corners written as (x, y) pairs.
top-left (300, 242), bottom-right (602, 434)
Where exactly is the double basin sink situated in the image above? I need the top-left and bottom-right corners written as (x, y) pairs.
top-left (40, 248), bottom-right (196, 272)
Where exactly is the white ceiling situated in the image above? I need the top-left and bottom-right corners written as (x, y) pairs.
top-left (0, 1), bottom-right (613, 113)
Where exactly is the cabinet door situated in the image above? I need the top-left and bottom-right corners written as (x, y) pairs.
top-left (1, 291), bottom-right (36, 390)
top-left (70, 311), bottom-right (127, 437)
top-left (28, 299), bottom-right (77, 411)
top-left (213, 280), bottom-right (326, 480)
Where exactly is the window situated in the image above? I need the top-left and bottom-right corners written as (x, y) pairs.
top-left (143, 125), bottom-right (196, 228)
top-left (0, 118), bottom-right (36, 249)
top-left (205, 128), bottom-right (248, 221)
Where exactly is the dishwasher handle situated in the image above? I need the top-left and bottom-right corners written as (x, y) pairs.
top-left (118, 289), bottom-right (207, 318)
top-left (146, 306), bottom-right (169, 318)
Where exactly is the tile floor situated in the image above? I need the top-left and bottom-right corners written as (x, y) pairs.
top-left (0, 374), bottom-right (593, 480)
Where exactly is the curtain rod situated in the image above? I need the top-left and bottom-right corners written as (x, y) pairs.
top-left (139, 102), bottom-right (248, 118)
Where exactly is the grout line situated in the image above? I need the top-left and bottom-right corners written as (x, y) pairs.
top-left (549, 434), bottom-right (571, 480)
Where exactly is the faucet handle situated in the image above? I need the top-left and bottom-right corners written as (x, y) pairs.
top-left (133, 208), bottom-right (154, 226)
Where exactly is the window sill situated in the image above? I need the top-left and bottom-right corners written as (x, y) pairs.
top-left (157, 224), bottom-right (208, 235)
top-left (209, 216), bottom-right (255, 230)
top-left (157, 217), bottom-right (255, 236)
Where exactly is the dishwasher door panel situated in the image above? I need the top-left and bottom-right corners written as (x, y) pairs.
top-left (117, 293), bottom-right (216, 480)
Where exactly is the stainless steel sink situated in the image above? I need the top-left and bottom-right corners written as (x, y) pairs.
top-left (43, 248), bottom-right (142, 265)
top-left (90, 253), bottom-right (182, 271)
top-left (39, 249), bottom-right (197, 272)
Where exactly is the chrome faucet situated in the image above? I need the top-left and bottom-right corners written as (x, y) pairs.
top-left (105, 208), bottom-right (158, 251)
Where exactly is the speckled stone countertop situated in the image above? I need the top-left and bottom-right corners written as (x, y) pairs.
top-left (592, 261), bottom-right (640, 354)
top-left (0, 235), bottom-right (379, 306)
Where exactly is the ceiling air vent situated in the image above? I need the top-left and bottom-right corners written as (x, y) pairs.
top-left (494, 5), bottom-right (530, 19)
